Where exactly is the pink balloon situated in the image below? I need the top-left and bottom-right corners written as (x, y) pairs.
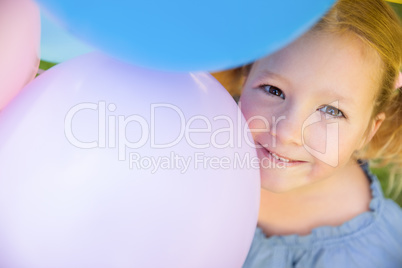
top-left (0, 53), bottom-right (260, 268)
top-left (0, 0), bottom-right (40, 110)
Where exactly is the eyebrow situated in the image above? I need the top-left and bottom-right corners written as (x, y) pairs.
top-left (255, 70), bottom-right (287, 81)
top-left (252, 69), bottom-right (290, 87)
top-left (321, 88), bottom-right (354, 107)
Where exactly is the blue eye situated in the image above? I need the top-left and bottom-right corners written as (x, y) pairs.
top-left (318, 105), bottom-right (345, 118)
top-left (261, 85), bottom-right (285, 99)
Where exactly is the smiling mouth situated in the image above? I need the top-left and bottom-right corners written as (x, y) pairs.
top-left (259, 144), bottom-right (306, 165)
top-left (268, 150), bottom-right (292, 163)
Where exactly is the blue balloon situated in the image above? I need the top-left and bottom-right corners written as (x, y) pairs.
top-left (36, 0), bottom-right (336, 71)
top-left (40, 11), bottom-right (94, 62)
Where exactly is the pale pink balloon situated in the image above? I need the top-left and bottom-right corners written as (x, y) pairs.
top-left (0, 0), bottom-right (40, 110)
top-left (0, 53), bottom-right (260, 268)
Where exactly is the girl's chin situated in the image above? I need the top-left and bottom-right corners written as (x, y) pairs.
top-left (260, 174), bottom-right (310, 193)
top-left (258, 161), bottom-right (313, 193)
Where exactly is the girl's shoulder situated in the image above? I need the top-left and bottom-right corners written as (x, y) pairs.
top-left (243, 162), bottom-right (402, 268)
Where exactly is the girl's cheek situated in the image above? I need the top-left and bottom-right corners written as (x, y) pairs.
top-left (302, 120), bottom-right (341, 167)
top-left (245, 112), bottom-right (271, 141)
top-left (302, 122), bottom-right (328, 154)
top-left (241, 97), bottom-right (270, 137)
top-left (337, 127), bottom-right (364, 165)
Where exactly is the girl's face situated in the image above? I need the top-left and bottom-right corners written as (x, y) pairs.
top-left (240, 32), bottom-right (384, 192)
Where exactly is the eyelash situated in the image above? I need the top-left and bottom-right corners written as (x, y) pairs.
top-left (258, 84), bottom-right (346, 119)
top-left (259, 85), bottom-right (285, 99)
top-left (318, 105), bottom-right (346, 118)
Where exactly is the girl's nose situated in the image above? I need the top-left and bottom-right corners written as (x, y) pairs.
top-left (270, 105), bottom-right (304, 147)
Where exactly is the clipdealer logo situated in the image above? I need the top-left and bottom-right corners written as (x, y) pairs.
top-left (64, 101), bottom-right (256, 162)
top-left (64, 100), bottom-right (339, 171)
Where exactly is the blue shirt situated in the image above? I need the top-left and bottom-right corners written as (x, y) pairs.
top-left (243, 163), bottom-right (402, 268)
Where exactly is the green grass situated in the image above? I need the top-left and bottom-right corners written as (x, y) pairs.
top-left (389, 2), bottom-right (402, 19)
top-left (39, 60), bottom-right (57, 71)
top-left (371, 166), bottom-right (402, 207)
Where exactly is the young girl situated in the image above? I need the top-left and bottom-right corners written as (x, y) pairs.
top-left (236, 0), bottom-right (402, 266)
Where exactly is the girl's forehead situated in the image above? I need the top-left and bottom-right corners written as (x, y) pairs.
top-left (251, 31), bottom-right (381, 87)
top-left (247, 31), bottom-right (381, 106)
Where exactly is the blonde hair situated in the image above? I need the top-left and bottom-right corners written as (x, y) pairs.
top-left (212, 0), bottom-right (402, 197)
top-left (314, 0), bottom-right (402, 198)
